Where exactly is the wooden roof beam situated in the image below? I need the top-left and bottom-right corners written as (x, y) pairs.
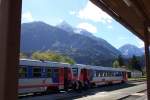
top-left (90, 0), bottom-right (144, 41)
top-left (130, 0), bottom-right (150, 21)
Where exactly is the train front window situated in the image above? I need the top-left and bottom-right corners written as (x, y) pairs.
top-left (33, 67), bottom-right (41, 78)
top-left (53, 69), bottom-right (59, 77)
top-left (19, 67), bottom-right (27, 78)
top-left (47, 68), bottom-right (52, 77)
top-left (72, 68), bottom-right (78, 77)
top-left (96, 71), bottom-right (99, 77)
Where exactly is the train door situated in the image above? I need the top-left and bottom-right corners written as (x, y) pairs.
top-left (122, 71), bottom-right (128, 82)
top-left (81, 69), bottom-right (89, 82)
top-left (81, 69), bottom-right (91, 88)
top-left (64, 67), bottom-right (69, 90)
top-left (83, 69), bottom-right (88, 81)
top-left (52, 68), bottom-right (59, 83)
top-left (89, 69), bottom-right (94, 81)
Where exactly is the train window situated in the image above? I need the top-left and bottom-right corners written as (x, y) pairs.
top-left (112, 72), bottom-right (114, 77)
top-left (116, 72), bottom-right (119, 76)
top-left (115, 72), bottom-right (118, 76)
top-left (119, 72), bottom-right (122, 76)
top-left (103, 72), bottom-right (106, 77)
top-left (100, 72), bottom-right (103, 77)
top-left (116, 72), bottom-right (121, 76)
top-left (53, 69), bottom-right (59, 77)
top-left (94, 70), bottom-right (97, 77)
top-left (114, 72), bottom-right (116, 76)
top-left (106, 72), bottom-right (108, 77)
top-left (102, 72), bottom-right (105, 77)
top-left (19, 67), bottom-right (27, 78)
top-left (32, 67), bottom-right (41, 78)
top-left (96, 71), bottom-right (98, 77)
top-left (47, 68), bottom-right (52, 77)
top-left (109, 72), bottom-right (112, 77)
top-left (98, 72), bottom-right (101, 77)
top-left (72, 68), bottom-right (78, 77)
top-left (106, 72), bottom-right (109, 77)
top-left (122, 72), bottom-right (124, 76)
top-left (107, 72), bottom-right (110, 77)
top-left (111, 72), bottom-right (114, 76)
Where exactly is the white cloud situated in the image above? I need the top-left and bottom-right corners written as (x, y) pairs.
top-left (58, 18), bottom-right (63, 23)
top-left (69, 11), bottom-right (76, 15)
top-left (77, 1), bottom-right (113, 23)
top-left (138, 40), bottom-right (144, 48)
top-left (135, 37), bottom-right (144, 48)
top-left (22, 12), bottom-right (34, 23)
top-left (118, 37), bottom-right (127, 40)
top-left (107, 25), bottom-right (113, 29)
top-left (77, 22), bottom-right (97, 33)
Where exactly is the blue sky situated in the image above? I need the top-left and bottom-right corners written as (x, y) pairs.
top-left (22, 0), bottom-right (144, 49)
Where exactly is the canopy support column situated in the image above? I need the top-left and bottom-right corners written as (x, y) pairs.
top-left (144, 22), bottom-right (150, 100)
top-left (0, 0), bottom-right (22, 100)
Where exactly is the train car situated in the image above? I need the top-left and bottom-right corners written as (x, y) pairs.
top-left (88, 66), bottom-right (128, 86)
top-left (18, 59), bottom-right (72, 94)
top-left (69, 64), bottom-right (128, 88)
top-left (18, 59), bottom-right (128, 94)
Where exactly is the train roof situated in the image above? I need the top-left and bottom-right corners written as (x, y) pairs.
top-left (20, 59), bottom-right (126, 72)
top-left (20, 59), bottom-right (70, 68)
top-left (89, 66), bottom-right (126, 72)
top-left (73, 64), bottom-right (126, 72)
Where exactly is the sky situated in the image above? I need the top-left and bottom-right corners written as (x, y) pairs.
top-left (22, 0), bottom-right (144, 49)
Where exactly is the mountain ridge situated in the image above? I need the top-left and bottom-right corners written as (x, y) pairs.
top-left (119, 44), bottom-right (143, 58)
top-left (21, 21), bottom-right (121, 66)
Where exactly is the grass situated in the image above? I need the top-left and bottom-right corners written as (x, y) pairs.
top-left (128, 76), bottom-right (147, 81)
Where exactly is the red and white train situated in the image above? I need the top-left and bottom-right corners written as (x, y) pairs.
top-left (18, 59), bottom-right (128, 94)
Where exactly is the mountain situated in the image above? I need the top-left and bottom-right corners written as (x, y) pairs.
top-left (56, 21), bottom-right (74, 33)
top-left (57, 21), bottom-right (96, 38)
top-left (141, 47), bottom-right (145, 53)
top-left (119, 44), bottom-right (143, 58)
top-left (21, 21), bottom-right (121, 66)
top-left (140, 47), bottom-right (150, 53)
top-left (57, 21), bottom-right (120, 55)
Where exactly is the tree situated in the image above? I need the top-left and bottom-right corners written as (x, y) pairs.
top-left (20, 53), bottom-right (28, 58)
top-left (118, 55), bottom-right (124, 67)
top-left (113, 60), bottom-right (120, 68)
top-left (130, 55), bottom-right (142, 71)
top-left (112, 55), bottom-right (124, 68)
top-left (31, 51), bottom-right (75, 64)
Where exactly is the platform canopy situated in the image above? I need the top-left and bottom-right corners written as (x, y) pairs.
top-left (90, 0), bottom-right (150, 42)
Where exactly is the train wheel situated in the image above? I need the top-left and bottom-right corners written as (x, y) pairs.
top-left (78, 81), bottom-right (83, 90)
top-left (91, 82), bottom-right (96, 88)
top-left (121, 80), bottom-right (125, 83)
top-left (46, 86), bottom-right (59, 94)
top-left (72, 81), bottom-right (77, 91)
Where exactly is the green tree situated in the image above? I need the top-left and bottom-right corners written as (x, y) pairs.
top-left (113, 60), bottom-right (120, 68)
top-left (130, 55), bottom-right (142, 71)
top-left (20, 53), bottom-right (28, 58)
top-left (118, 55), bottom-right (124, 67)
top-left (112, 55), bottom-right (124, 68)
top-left (31, 51), bottom-right (75, 64)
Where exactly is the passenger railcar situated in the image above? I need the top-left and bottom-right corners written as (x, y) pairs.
top-left (18, 59), bottom-right (128, 94)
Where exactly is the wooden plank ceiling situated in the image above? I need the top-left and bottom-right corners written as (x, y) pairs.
top-left (90, 0), bottom-right (150, 42)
